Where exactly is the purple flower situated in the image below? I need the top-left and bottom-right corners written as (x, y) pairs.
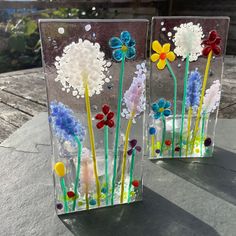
top-left (49, 101), bottom-right (85, 145)
top-left (122, 62), bottom-right (146, 119)
top-left (127, 139), bottom-right (142, 156)
top-left (186, 70), bottom-right (202, 110)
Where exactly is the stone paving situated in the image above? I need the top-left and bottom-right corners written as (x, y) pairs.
top-left (0, 113), bottom-right (235, 235)
top-left (0, 56), bottom-right (235, 142)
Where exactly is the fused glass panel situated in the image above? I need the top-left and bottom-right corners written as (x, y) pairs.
top-left (148, 17), bottom-right (229, 159)
top-left (39, 19), bottom-right (148, 214)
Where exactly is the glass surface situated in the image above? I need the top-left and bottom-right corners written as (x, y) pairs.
top-left (39, 19), bottom-right (148, 214)
top-left (148, 17), bottom-right (230, 159)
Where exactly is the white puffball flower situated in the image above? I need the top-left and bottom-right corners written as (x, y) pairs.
top-left (202, 80), bottom-right (221, 113)
top-left (55, 38), bottom-right (112, 98)
top-left (173, 22), bottom-right (204, 62)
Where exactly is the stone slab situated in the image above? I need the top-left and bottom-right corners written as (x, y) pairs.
top-left (0, 113), bottom-right (236, 236)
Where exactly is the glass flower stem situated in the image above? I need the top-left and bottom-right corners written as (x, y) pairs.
top-left (72, 136), bottom-right (82, 211)
top-left (60, 177), bottom-right (68, 213)
top-left (166, 60), bottom-right (177, 158)
top-left (111, 52), bottom-right (126, 205)
top-left (151, 135), bottom-right (155, 157)
top-left (160, 114), bottom-right (166, 156)
top-left (179, 55), bottom-right (190, 157)
top-left (84, 81), bottom-right (101, 207)
top-left (128, 149), bottom-right (136, 203)
top-left (186, 107), bottom-right (193, 156)
top-left (120, 111), bottom-right (135, 203)
top-left (191, 50), bottom-right (213, 153)
top-left (104, 125), bottom-right (109, 206)
top-left (85, 184), bottom-right (89, 210)
top-left (200, 112), bottom-right (206, 156)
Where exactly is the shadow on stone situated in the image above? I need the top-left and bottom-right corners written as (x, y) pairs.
top-left (59, 186), bottom-right (219, 236)
top-left (150, 147), bottom-right (236, 206)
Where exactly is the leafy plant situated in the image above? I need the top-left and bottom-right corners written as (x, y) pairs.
top-left (0, 7), bottom-right (106, 73)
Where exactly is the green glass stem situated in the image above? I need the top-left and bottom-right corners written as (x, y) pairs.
top-left (166, 60), bottom-right (177, 158)
top-left (160, 115), bottom-right (166, 156)
top-left (179, 55), bottom-right (189, 157)
top-left (104, 125), bottom-right (109, 206)
top-left (111, 52), bottom-right (126, 205)
top-left (72, 136), bottom-right (82, 211)
top-left (128, 149), bottom-right (136, 203)
top-left (200, 112), bottom-right (206, 156)
top-left (60, 177), bottom-right (68, 213)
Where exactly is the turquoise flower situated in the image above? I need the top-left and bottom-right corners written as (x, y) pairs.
top-left (109, 31), bottom-right (136, 61)
top-left (151, 98), bottom-right (172, 119)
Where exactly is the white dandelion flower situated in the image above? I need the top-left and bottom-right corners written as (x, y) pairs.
top-left (55, 39), bottom-right (112, 98)
top-left (173, 22), bottom-right (204, 62)
top-left (202, 80), bottom-right (221, 113)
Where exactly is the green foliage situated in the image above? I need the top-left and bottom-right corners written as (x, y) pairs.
top-left (0, 7), bottom-right (106, 73)
top-left (0, 16), bottom-right (41, 73)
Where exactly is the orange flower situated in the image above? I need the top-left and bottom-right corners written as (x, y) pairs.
top-left (150, 40), bottom-right (176, 70)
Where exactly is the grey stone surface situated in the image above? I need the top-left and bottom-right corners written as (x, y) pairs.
top-left (0, 113), bottom-right (236, 236)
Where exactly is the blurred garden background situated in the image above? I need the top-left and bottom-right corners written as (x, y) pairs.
top-left (0, 0), bottom-right (236, 73)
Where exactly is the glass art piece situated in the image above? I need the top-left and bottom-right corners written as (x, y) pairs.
top-left (39, 19), bottom-right (148, 214)
top-left (149, 17), bottom-right (229, 159)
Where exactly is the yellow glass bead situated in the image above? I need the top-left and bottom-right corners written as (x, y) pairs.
top-left (78, 201), bottom-right (83, 206)
top-left (54, 162), bottom-right (66, 177)
top-left (155, 141), bottom-right (161, 149)
top-left (130, 191), bottom-right (135, 197)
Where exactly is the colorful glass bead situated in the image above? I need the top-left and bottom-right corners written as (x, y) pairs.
top-left (67, 191), bottom-right (75, 198)
top-left (56, 203), bottom-right (63, 210)
top-left (132, 180), bottom-right (139, 188)
top-left (165, 140), bottom-right (171, 146)
top-left (204, 137), bottom-right (212, 147)
top-left (89, 199), bottom-right (97, 205)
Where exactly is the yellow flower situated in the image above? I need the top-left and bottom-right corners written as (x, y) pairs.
top-left (150, 40), bottom-right (176, 70)
top-left (54, 162), bottom-right (66, 177)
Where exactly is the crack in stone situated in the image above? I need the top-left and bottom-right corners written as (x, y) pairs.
top-left (0, 145), bottom-right (39, 154)
top-left (0, 142), bottom-right (50, 154)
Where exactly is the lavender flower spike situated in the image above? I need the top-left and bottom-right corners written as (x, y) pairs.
top-left (49, 101), bottom-right (85, 146)
top-left (122, 62), bottom-right (146, 120)
top-left (186, 69), bottom-right (202, 111)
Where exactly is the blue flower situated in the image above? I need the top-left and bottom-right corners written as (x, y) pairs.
top-left (151, 98), bottom-right (172, 119)
top-left (109, 31), bottom-right (136, 61)
top-left (186, 70), bottom-right (202, 110)
top-left (49, 101), bottom-right (85, 145)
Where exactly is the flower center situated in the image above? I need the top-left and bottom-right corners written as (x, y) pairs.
top-left (159, 107), bottom-right (164, 113)
top-left (160, 53), bottom-right (166, 60)
top-left (121, 45), bottom-right (128, 52)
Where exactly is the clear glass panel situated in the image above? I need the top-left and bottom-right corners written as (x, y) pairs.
top-left (148, 17), bottom-right (229, 159)
top-left (39, 19), bottom-right (148, 214)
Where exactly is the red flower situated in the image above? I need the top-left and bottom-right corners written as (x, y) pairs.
top-left (202, 30), bottom-right (221, 56)
top-left (95, 104), bottom-right (115, 129)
